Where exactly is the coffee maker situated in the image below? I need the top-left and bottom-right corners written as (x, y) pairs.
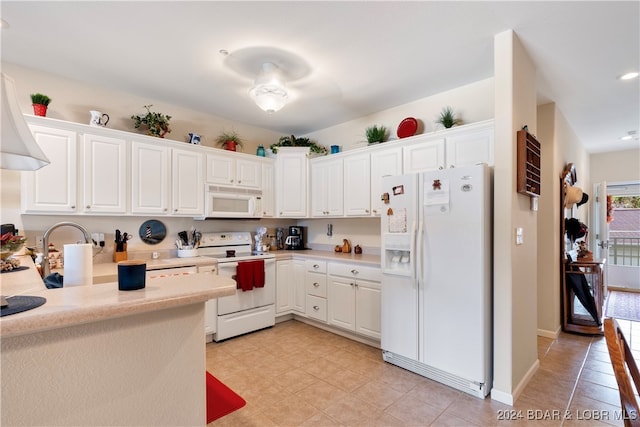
top-left (285, 226), bottom-right (304, 250)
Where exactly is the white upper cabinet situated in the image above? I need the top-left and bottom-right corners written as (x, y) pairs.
top-left (172, 147), bottom-right (204, 216)
top-left (343, 152), bottom-right (371, 216)
top-left (82, 133), bottom-right (127, 214)
top-left (275, 148), bottom-right (309, 218)
top-left (370, 145), bottom-right (402, 216)
top-left (261, 161), bottom-right (275, 217)
top-left (22, 124), bottom-right (78, 213)
top-left (403, 136), bottom-right (446, 173)
top-left (444, 123), bottom-right (494, 168)
top-left (131, 141), bottom-right (171, 215)
top-left (311, 156), bottom-right (343, 217)
top-left (206, 152), bottom-right (261, 189)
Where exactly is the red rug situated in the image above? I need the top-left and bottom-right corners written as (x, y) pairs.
top-left (206, 371), bottom-right (246, 423)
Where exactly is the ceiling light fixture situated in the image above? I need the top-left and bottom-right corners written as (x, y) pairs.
top-left (249, 62), bottom-right (288, 113)
top-left (1, 73), bottom-right (50, 170)
top-left (619, 72), bottom-right (639, 80)
top-left (620, 130), bottom-right (637, 141)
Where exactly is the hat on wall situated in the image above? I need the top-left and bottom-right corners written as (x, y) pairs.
top-left (565, 186), bottom-right (588, 208)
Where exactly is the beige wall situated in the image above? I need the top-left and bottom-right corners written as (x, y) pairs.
top-left (305, 78), bottom-right (495, 151)
top-left (590, 149), bottom-right (640, 185)
top-left (491, 30), bottom-right (539, 405)
top-left (536, 103), bottom-right (590, 338)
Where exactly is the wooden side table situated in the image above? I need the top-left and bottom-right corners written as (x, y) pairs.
top-left (562, 258), bottom-right (606, 335)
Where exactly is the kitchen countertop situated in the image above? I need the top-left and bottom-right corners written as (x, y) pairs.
top-left (0, 255), bottom-right (236, 338)
top-left (272, 249), bottom-right (381, 267)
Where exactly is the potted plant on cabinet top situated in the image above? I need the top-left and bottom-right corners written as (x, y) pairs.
top-left (365, 124), bottom-right (387, 144)
top-left (269, 135), bottom-right (328, 155)
top-left (131, 105), bottom-right (172, 138)
top-left (436, 106), bottom-right (463, 129)
top-left (216, 131), bottom-right (244, 152)
top-left (30, 93), bottom-right (51, 117)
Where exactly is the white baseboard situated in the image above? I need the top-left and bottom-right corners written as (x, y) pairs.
top-left (491, 358), bottom-right (540, 406)
top-left (537, 326), bottom-right (560, 339)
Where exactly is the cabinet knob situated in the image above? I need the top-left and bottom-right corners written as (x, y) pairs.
top-left (313, 305), bottom-right (319, 311)
top-left (350, 283), bottom-right (355, 287)
top-left (313, 282), bottom-right (319, 287)
top-left (174, 208), bottom-right (178, 212)
top-left (230, 179), bottom-right (234, 183)
top-left (439, 166), bottom-right (444, 170)
top-left (163, 208), bottom-right (168, 212)
top-left (450, 165), bottom-right (455, 168)
top-left (71, 206), bottom-right (75, 209)
top-left (351, 269), bottom-right (358, 275)
top-left (313, 264), bottom-right (319, 269)
top-left (86, 205), bottom-right (90, 209)
top-left (238, 180), bottom-right (241, 184)
top-left (365, 209), bottom-right (369, 213)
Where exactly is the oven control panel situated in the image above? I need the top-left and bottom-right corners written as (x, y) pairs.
top-left (200, 232), bottom-right (252, 247)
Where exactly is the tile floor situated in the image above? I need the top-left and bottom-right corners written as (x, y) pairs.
top-left (206, 319), bottom-right (639, 426)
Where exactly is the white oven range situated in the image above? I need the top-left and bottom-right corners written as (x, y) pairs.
top-left (198, 231), bottom-right (276, 342)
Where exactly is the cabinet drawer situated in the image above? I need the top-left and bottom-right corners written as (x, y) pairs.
top-left (306, 295), bottom-right (327, 322)
top-left (306, 272), bottom-right (327, 298)
top-left (328, 263), bottom-right (381, 282)
top-left (305, 259), bottom-right (326, 273)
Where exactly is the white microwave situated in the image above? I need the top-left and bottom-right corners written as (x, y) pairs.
top-left (199, 185), bottom-right (263, 219)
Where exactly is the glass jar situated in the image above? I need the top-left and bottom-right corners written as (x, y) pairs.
top-left (256, 145), bottom-right (266, 157)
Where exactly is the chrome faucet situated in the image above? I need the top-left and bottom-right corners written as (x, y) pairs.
top-left (42, 221), bottom-right (91, 278)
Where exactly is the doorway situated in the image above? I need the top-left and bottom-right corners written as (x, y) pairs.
top-left (596, 181), bottom-right (640, 289)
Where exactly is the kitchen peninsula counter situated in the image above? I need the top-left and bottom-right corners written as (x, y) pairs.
top-left (1, 255), bottom-right (235, 426)
top-left (1, 255), bottom-right (236, 338)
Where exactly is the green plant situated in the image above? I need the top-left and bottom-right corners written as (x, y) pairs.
top-left (436, 106), bottom-right (462, 128)
top-left (365, 124), bottom-right (387, 144)
top-left (30, 93), bottom-right (51, 106)
top-left (269, 135), bottom-right (328, 155)
top-left (215, 131), bottom-right (244, 149)
top-left (131, 105), bottom-right (172, 138)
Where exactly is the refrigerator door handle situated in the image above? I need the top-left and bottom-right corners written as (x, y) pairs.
top-left (410, 220), bottom-right (417, 284)
top-left (416, 219), bottom-right (424, 289)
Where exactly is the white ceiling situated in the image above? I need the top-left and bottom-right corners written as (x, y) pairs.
top-left (1, 1), bottom-right (638, 153)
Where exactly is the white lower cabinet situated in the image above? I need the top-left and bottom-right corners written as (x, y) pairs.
top-left (327, 263), bottom-right (382, 340)
top-left (305, 260), bottom-right (327, 322)
top-left (275, 259), bottom-right (305, 314)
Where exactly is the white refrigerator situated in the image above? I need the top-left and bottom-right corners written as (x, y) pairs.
top-left (380, 163), bottom-right (492, 398)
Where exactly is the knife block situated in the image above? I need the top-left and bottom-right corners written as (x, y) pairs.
top-left (113, 243), bottom-right (128, 263)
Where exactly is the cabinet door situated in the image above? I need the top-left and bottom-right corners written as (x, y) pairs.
top-left (236, 158), bottom-right (261, 189)
top-left (311, 158), bottom-right (343, 217)
top-left (276, 260), bottom-right (292, 313)
top-left (310, 160), bottom-right (329, 217)
top-left (445, 126), bottom-right (494, 168)
top-left (276, 149), bottom-right (308, 217)
top-left (292, 259), bottom-right (306, 313)
top-left (328, 276), bottom-right (355, 331)
top-left (344, 153), bottom-right (370, 216)
top-left (355, 279), bottom-right (382, 340)
top-left (172, 148), bottom-right (204, 216)
top-left (131, 141), bottom-right (170, 214)
top-left (22, 125), bottom-right (77, 213)
top-left (206, 153), bottom-right (235, 185)
top-left (370, 146), bottom-right (402, 216)
top-left (82, 133), bottom-right (127, 214)
top-left (261, 162), bottom-right (275, 217)
top-left (403, 137), bottom-right (445, 173)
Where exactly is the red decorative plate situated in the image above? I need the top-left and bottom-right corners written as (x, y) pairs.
top-left (397, 117), bottom-right (418, 138)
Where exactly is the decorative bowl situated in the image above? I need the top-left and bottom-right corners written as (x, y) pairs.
top-left (0, 234), bottom-right (26, 261)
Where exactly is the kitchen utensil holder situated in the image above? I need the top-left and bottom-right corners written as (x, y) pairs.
top-left (113, 243), bottom-right (128, 263)
top-left (177, 248), bottom-right (198, 258)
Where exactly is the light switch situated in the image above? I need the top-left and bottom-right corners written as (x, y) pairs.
top-left (516, 227), bottom-right (524, 245)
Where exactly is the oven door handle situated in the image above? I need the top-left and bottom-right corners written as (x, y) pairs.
top-left (217, 258), bottom-right (276, 269)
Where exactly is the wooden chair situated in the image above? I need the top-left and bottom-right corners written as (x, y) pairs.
top-left (604, 318), bottom-right (640, 426)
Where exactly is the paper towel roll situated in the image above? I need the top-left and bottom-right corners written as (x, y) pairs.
top-left (63, 244), bottom-right (93, 286)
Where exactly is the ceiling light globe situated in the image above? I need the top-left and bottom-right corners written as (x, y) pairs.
top-left (249, 85), bottom-right (288, 113)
